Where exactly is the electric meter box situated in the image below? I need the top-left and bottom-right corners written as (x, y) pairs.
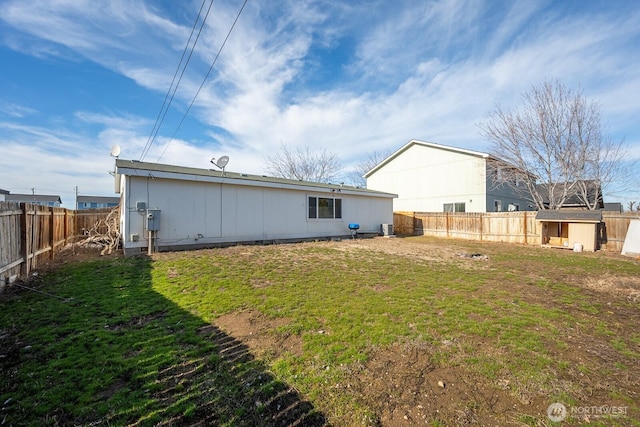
top-left (146, 209), bottom-right (161, 231)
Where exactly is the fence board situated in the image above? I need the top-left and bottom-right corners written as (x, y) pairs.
top-left (0, 202), bottom-right (22, 285)
top-left (601, 212), bottom-right (640, 252)
top-left (0, 203), bottom-right (116, 287)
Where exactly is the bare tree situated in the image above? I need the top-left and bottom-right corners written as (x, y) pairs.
top-left (628, 201), bottom-right (637, 211)
top-left (265, 143), bottom-right (341, 183)
top-left (480, 79), bottom-right (630, 210)
top-left (344, 149), bottom-right (391, 187)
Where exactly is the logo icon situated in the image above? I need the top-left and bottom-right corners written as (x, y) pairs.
top-left (547, 402), bottom-right (568, 422)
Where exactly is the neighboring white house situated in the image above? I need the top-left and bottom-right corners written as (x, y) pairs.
top-left (0, 189), bottom-right (8, 202)
top-left (365, 139), bottom-right (532, 213)
top-left (115, 159), bottom-right (396, 255)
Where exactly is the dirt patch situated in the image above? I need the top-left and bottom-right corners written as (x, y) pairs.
top-left (329, 237), bottom-right (467, 263)
top-left (346, 342), bottom-right (526, 426)
top-left (581, 274), bottom-right (640, 302)
top-left (216, 310), bottom-right (303, 358)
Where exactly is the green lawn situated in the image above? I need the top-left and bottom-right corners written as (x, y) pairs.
top-left (1, 237), bottom-right (639, 426)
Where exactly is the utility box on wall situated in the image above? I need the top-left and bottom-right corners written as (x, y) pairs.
top-left (146, 209), bottom-right (161, 231)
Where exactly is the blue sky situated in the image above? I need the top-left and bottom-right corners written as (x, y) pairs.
top-left (1, 0), bottom-right (639, 208)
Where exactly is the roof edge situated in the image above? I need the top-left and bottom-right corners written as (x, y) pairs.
top-left (115, 159), bottom-right (397, 198)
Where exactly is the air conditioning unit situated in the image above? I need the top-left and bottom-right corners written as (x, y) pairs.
top-left (381, 223), bottom-right (393, 236)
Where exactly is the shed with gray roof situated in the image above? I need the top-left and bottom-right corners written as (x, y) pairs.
top-left (535, 210), bottom-right (602, 251)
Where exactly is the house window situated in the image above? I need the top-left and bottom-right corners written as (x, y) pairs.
top-left (308, 196), bottom-right (342, 219)
top-left (443, 202), bottom-right (465, 212)
top-left (508, 203), bottom-right (519, 212)
top-left (494, 200), bottom-right (502, 212)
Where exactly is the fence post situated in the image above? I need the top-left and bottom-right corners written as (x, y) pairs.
top-left (523, 211), bottom-right (527, 244)
top-left (19, 203), bottom-right (29, 277)
top-left (63, 209), bottom-right (69, 245)
top-left (446, 212), bottom-right (450, 237)
top-left (479, 213), bottom-right (483, 241)
top-left (412, 212), bottom-right (416, 235)
top-left (49, 207), bottom-right (55, 260)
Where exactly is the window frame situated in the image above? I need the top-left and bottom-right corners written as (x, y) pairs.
top-left (308, 195), bottom-right (343, 220)
top-left (443, 202), bottom-right (466, 213)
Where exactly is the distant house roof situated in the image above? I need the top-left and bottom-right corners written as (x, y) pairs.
top-left (6, 193), bottom-right (62, 204)
top-left (603, 202), bottom-right (622, 213)
top-left (535, 181), bottom-right (604, 209)
top-left (115, 159), bottom-right (397, 198)
top-left (0, 189), bottom-right (9, 195)
top-left (77, 195), bottom-right (120, 204)
top-left (535, 210), bottom-right (602, 223)
top-left (364, 139), bottom-right (491, 178)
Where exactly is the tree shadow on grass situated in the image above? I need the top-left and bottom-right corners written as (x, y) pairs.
top-left (0, 255), bottom-right (326, 426)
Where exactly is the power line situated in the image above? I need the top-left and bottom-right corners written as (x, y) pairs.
top-left (139, 0), bottom-right (214, 161)
top-left (157, 0), bottom-right (249, 163)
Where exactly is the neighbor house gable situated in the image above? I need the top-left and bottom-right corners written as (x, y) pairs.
top-left (365, 139), bottom-right (489, 178)
top-left (364, 140), bottom-right (490, 212)
top-left (365, 139), bottom-right (533, 213)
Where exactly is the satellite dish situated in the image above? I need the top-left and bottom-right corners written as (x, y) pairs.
top-left (110, 145), bottom-right (121, 158)
top-left (210, 155), bottom-right (230, 170)
top-left (216, 156), bottom-right (229, 169)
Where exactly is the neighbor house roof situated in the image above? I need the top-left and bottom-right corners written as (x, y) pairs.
top-left (77, 195), bottom-right (120, 204)
top-left (115, 159), bottom-right (397, 198)
top-left (0, 189), bottom-right (9, 195)
top-left (603, 202), bottom-right (622, 213)
top-left (535, 210), bottom-right (602, 223)
top-left (535, 180), bottom-right (604, 209)
top-left (6, 193), bottom-right (62, 204)
top-left (364, 139), bottom-right (493, 178)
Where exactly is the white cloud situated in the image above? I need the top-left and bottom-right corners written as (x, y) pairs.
top-left (0, 127), bottom-right (117, 207)
top-left (0, 101), bottom-right (37, 118)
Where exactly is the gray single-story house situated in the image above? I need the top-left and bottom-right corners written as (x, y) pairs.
top-left (76, 195), bottom-right (120, 210)
top-left (5, 193), bottom-right (62, 207)
top-left (115, 160), bottom-right (396, 255)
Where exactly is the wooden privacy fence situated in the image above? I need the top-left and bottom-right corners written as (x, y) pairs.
top-left (394, 211), bottom-right (640, 252)
top-left (0, 202), bottom-right (116, 287)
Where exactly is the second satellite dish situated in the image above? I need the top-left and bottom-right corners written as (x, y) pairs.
top-left (110, 145), bottom-right (121, 158)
